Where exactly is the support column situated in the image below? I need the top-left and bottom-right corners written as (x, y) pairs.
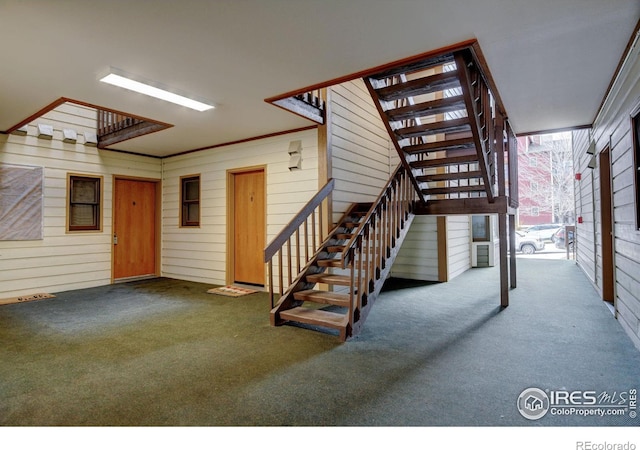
top-left (498, 212), bottom-right (509, 307)
top-left (509, 213), bottom-right (517, 289)
top-left (317, 87), bottom-right (333, 236)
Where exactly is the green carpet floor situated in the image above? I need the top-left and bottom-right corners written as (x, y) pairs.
top-left (1, 258), bottom-right (639, 426)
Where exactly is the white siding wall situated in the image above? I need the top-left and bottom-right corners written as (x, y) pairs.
top-left (574, 38), bottom-right (640, 350)
top-left (329, 79), bottom-right (394, 222)
top-left (161, 129), bottom-right (318, 286)
top-left (391, 216), bottom-right (439, 281)
top-left (0, 103), bottom-right (162, 298)
top-left (447, 215), bottom-right (471, 279)
top-left (573, 128), bottom-right (598, 285)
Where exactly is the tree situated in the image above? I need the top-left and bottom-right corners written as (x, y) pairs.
top-left (518, 132), bottom-right (575, 225)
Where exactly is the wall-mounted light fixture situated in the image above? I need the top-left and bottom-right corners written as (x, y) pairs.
top-left (587, 155), bottom-right (597, 169)
top-left (37, 123), bottom-right (53, 140)
top-left (586, 140), bottom-right (596, 155)
top-left (99, 67), bottom-right (215, 112)
top-left (288, 140), bottom-right (302, 170)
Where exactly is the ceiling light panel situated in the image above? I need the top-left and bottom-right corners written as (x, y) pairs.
top-left (99, 69), bottom-right (214, 112)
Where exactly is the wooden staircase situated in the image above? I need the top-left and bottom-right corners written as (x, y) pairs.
top-left (364, 47), bottom-right (499, 212)
top-left (264, 41), bottom-right (520, 340)
top-left (266, 166), bottom-right (416, 341)
top-left (277, 203), bottom-right (370, 340)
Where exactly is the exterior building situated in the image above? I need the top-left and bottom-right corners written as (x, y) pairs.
top-left (517, 135), bottom-right (554, 226)
top-left (517, 133), bottom-right (574, 227)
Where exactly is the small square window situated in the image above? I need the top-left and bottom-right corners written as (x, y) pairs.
top-left (181, 175), bottom-right (200, 227)
top-left (68, 175), bottom-right (102, 232)
top-left (472, 215), bottom-right (490, 242)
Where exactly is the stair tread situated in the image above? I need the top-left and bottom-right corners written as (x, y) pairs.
top-left (368, 54), bottom-right (455, 80)
top-left (293, 289), bottom-right (350, 307)
top-left (306, 273), bottom-right (352, 286)
top-left (411, 154), bottom-right (479, 168)
top-left (395, 117), bottom-right (470, 140)
top-left (375, 71), bottom-right (460, 101)
top-left (280, 306), bottom-right (348, 328)
top-left (417, 170), bottom-right (483, 182)
top-left (386, 95), bottom-right (465, 122)
top-left (317, 258), bottom-right (342, 267)
top-left (403, 136), bottom-right (475, 154)
top-left (422, 185), bottom-right (486, 195)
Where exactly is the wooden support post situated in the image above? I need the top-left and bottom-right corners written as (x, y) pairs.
top-left (509, 214), bottom-right (517, 289)
top-left (318, 87), bottom-right (333, 235)
top-left (498, 212), bottom-right (509, 308)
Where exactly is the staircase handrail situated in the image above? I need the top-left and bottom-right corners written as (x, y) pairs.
top-left (340, 163), bottom-right (411, 266)
top-left (264, 178), bottom-right (334, 262)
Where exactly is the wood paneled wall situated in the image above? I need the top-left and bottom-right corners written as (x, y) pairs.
top-left (0, 103), bottom-right (162, 298)
top-left (329, 79), bottom-right (395, 222)
top-left (161, 129), bottom-right (319, 286)
top-left (573, 39), bottom-right (640, 350)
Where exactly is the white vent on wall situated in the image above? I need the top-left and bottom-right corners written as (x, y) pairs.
top-left (37, 124), bottom-right (53, 140)
top-left (62, 128), bottom-right (77, 143)
top-left (12, 125), bottom-right (28, 136)
top-left (84, 131), bottom-right (98, 146)
top-left (288, 140), bottom-right (302, 170)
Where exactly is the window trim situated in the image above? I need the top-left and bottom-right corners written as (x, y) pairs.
top-left (471, 215), bottom-right (491, 242)
top-left (180, 174), bottom-right (201, 228)
top-left (67, 173), bottom-right (103, 233)
top-left (632, 107), bottom-right (640, 230)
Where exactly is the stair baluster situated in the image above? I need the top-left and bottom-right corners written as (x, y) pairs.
top-left (264, 179), bottom-right (334, 308)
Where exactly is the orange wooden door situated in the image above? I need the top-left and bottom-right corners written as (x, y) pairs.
top-left (233, 170), bottom-right (265, 285)
top-left (599, 148), bottom-right (615, 303)
top-left (113, 179), bottom-right (157, 280)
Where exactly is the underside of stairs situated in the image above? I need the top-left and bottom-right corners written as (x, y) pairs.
top-left (363, 45), bottom-right (516, 215)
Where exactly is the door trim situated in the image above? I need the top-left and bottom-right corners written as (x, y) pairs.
top-left (111, 175), bottom-right (162, 283)
top-left (226, 165), bottom-right (267, 286)
top-left (598, 146), bottom-right (615, 304)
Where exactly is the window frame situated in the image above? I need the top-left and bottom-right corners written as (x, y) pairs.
top-left (180, 174), bottom-right (201, 228)
top-left (471, 215), bottom-right (491, 242)
top-left (632, 108), bottom-right (640, 230)
top-left (67, 174), bottom-right (103, 232)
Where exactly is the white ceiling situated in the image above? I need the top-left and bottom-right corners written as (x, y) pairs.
top-left (1, 0), bottom-right (638, 157)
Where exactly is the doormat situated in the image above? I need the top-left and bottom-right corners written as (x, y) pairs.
top-left (0, 293), bottom-right (55, 306)
top-left (207, 286), bottom-right (258, 297)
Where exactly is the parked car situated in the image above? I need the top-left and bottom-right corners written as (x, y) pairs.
top-left (553, 227), bottom-right (574, 251)
top-left (515, 231), bottom-right (545, 254)
top-left (523, 224), bottom-right (563, 242)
